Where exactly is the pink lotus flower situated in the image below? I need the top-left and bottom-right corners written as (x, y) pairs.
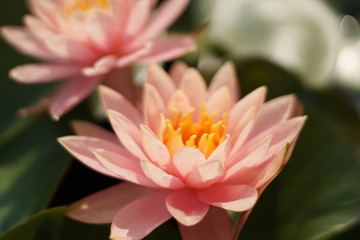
top-left (59, 62), bottom-right (306, 240)
top-left (1, 0), bottom-right (195, 119)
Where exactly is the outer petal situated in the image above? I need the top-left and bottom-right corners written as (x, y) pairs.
top-left (49, 75), bottom-right (102, 120)
top-left (178, 68), bottom-right (207, 108)
top-left (197, 185), bottom-right (258, 212)
top-left (146, 64), bottom-right (176, 103)
top-left (208, 61), bottom-right (239, 105)
top-left (230, 107), bottom-right (257, 144)
top-left (58, 136), bottom-right (127, 178)
top-left (1, 26), bottom-right (59, 61)
top-left (140, 125), bottom-right (171, 169)
top-left (244, 116), bottom-right (307, 152)
top-left (247, 94), bottom-right (301, 140)
top-left (111, 190), bottom-right (171, 240)
top-left (72, 120), bottom-right (119, 143)
top-left (66, 182), bottom-right (153, 224)
top-left (124, 0), bottom-right (190, 51)
top-left (165, 189), bottom-right (209, 226)
top-left (179, 207), bottom-right (233, 240)
top-left (140, 158), bottom-right (185, 189)
top-left (10, 63), bottom-right (82, 83)
top-left (99, 85), bottom-right (143, 125)
top-left (107, 110), bottom-right (146, 160)
top-left (255, 143), bottom-right (289, 188)
top-left (138, 36), bottom-right (195, 63)
top-left (93, 149), bottom-right (157, 188)
top-left (228, 86), bottom-right (267, 132)
top-left (226, 136), bottom-right (272, 179)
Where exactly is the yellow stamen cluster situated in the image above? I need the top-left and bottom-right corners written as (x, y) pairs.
top-left (163, 105), bottom-right (228, 158)
top-left (64, 0), bottom-right (108, 15)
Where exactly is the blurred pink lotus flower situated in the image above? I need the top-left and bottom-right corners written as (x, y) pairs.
top-left (1, 0), bottom-right (195, 119)
top-left (59, 62), bottom-right (306, 240)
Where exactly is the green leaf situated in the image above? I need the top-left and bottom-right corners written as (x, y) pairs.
top-left (0, 206), bottom-right (181, 240)
top-left (0, 207), bottom-right (66, 240)
top-left (0, 116), bottom-right (71, 232)
top-left (0, 207), bottom-right (110, 240)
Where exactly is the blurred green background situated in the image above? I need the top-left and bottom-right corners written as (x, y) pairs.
top-left (0, 0), bottom-right (360, 239)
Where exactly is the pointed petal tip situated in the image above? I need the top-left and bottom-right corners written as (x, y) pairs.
top-left (51, 113), bottom-right (60, 121)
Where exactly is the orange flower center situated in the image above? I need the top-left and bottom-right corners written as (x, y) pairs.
top-left (64, 0), bottom-right (108, 15)
top-left (163, 105), bottom-right (228, 158)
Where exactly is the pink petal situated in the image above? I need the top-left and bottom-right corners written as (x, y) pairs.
top-left (116, 43), bottom-right (152, 68)
top-left (146, 64), bottom-right (176, 103)
top-left (138, 35), bottom-right (195, 63)
top-left (108, 0), bottom-right (130, 25)
top-left (178, 68), bottom-right (207, 108)
top-left (58, 136), bottom-right (126, 178)
top-left (230, 107), bottom-right (257, 144)
top-left (165, 189), bottom-right (209, 226)
top-left (268, 116), bottom-right (307, 148)
top-left (247, 94), bottom-right (300, 140)
top-left (49, 75), bottom-right (102, 120)
top-left (111, 190), bottom-right (171, 240)
top-left (207, 135), bottom-right (231, 162)
top-left (143, 83), bottom-right (166, 131)
top-left (187, 160), bottom-right (225, 189)
top-left (71, 120), bottom-right (119, 143)
top-left (179, 207), bottom-right (233, 240)
top-left (140, 158), bottom-right (185, 189)
top-left (1, 26), bottom-right (59, 61)
top-left (173, 147), bottom-right (206, 178)
top-left (82, 55), bottom-right (117, 77)
top-left (28, 0), bottom-right (58, 26)
top-left (167, 90), bottom-right (192, 114)
top-left (85, 9), bottom-right (119, 52)
top-left (44, 34), bottom-right (99, 63)
top-left (206, 87), bottom-right (231, 119)
top-left (66, 182), bottom-right (153, 224)
top-left (24, 15), bottom-right (59, 45)
top-left (208, 61), bottom-right (239, 105)
top-left (228, 86), bottom-right (267, 132)
top-left (99, 85), bottom-right (143, 125)
top-left (255, 143), bottom-right (289, 188)
top-left (169, 61), bottom-right (189, 86)
top-left (10, 63), bottom-right (81, 83)
top-left (230, 119), bottom-right (256, 157)
top-left (123, 0), bottom-right (152, 38)
top-left (124, 0), bottom-right (190, 51)
top-left (245, 116), bottom-right (307, 153)
top-left (226, 136), bottom-right (272, 180)
top-left (140, 125), bottom-right (171, 169)
top-left (107, 110), bottom-right (146, 160)
top-left (197, 185), bottom-right (258, 211)
top-left (93, 148), bottom-right (157, 188)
